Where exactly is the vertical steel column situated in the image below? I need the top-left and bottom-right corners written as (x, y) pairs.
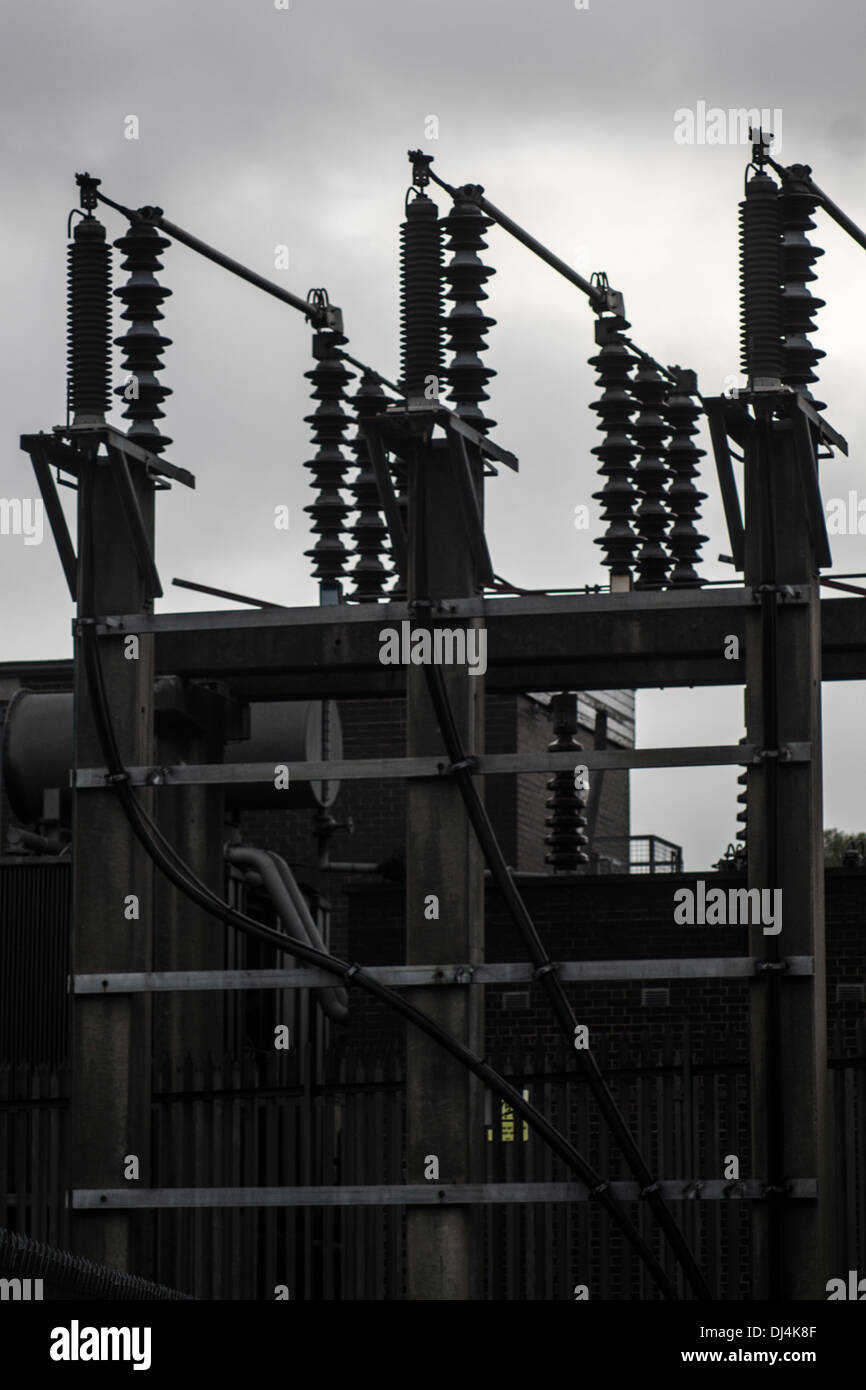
top-left (744, 422), bottom-right (828, 1300)
top-left (741, 167), bottom-right (828, 1299)
top-left (70, 454), bottom-right (156, 1272)
top-left (405, 186), bottom-right (485, 1300)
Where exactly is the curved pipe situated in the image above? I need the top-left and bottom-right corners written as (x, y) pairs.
top-left (226, 844), bottom-right (348, 1023)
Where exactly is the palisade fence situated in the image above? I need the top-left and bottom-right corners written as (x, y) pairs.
top-left (1, 1023), bottom-right (864, 1300)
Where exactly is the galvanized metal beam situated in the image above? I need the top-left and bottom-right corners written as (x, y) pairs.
top-left (73, 956), bottom-right (815, 993)
top-left (84, 588), bottom-right (866, 700)
top-left (71, 1179), bottom-right (818, 1209)
top-left (5, 596), bottom-right (866, 697)
top-left (93, 586), bottom-right (765, 635)
top-left (71, 742), bottom-right (812, 789)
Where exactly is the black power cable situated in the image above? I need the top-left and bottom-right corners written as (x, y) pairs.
top-left (410, 451), bottom-right (712, 1302)
top-left (0, 1227), bottom-right (195, 1301)
top-left (74, 500), bottom-right (678, 1299)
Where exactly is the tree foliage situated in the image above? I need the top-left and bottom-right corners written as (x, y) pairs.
top-left (824, 828), bottom-right (866, 867)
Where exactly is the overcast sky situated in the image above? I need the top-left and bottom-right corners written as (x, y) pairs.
top-left (2, 0), bottom-right (865, 868)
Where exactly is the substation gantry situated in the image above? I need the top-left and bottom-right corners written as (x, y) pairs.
top-left (15, 131), bottom-right (866, 1299)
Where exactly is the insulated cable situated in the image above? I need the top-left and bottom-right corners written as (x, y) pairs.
top-left (409, 449), bottom-right (712, 1301)
top-left (75, 484), bottom-right (680, 1298)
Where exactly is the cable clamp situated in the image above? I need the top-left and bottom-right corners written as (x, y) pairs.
top-left (640, 1180), bottom-right (662, 1199)
top-left (681, 1181), bottom-right (703, 1200)
top-left (534, 961), bottom-right (560, 980)
top-left (755, 958), bottom-right (789, 974)
top-left (408, 598), bottom-right (437, 621)
top-left (761, 1182), bottom-right (790, 1198)
top-left (344, 963), bottom-right (363, 987)
top-left (753, 746), bottom-right (791, 762)
top-left (104, 771), bottom-right (130, 786)
top-left (589, 1180), bottom-right (610, 1198)
top-left (447, 756), bottom-right (477, 775)
top-left (751, 584), bottom-right (801, 602)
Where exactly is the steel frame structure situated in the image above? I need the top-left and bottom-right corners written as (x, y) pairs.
top-left (14, 138), bottom-right (864, 1299)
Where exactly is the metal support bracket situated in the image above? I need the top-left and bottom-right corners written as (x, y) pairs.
top-left (789, 407), bottom-right (832, 569)
top-left (703, 395), bottom-right (747, 571)
top-left (442, 428), bottom-right (496, 587)
top-left (359, 419), bottom-right (407, 584)
top-left (107, 443), bottom-right (163, 600)
top-left (26, 438), bottom-right (78, 600)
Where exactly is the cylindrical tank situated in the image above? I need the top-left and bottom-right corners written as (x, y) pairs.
top-left (1, 690), bottom-right (342, 825)
top-left (1, 690), bottom-right (74, 824)
top-left (223, 698), bottom-right (342, 811)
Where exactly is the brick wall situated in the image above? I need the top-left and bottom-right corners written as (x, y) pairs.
top-left (345, 871), bottom-right (866, 1061)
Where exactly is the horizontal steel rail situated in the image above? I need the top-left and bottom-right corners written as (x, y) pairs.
top-left (72, 1179), bottom-right (818, 1209)
top-left (72, 742), bottom-right (811, 789)
top-left (90, 586), bottom-right (768, 635)
top-left (73, 957), bottom-right (815, 993)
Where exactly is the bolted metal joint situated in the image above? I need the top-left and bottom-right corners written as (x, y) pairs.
top-left (755, 959), bottom-right (790, 974)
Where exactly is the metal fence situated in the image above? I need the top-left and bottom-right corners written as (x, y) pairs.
top-left (591, 836), bottom-right (684, 874)
top-left (1, 1024), bottom-right (863, 1299)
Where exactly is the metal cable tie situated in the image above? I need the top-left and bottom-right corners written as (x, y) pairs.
top-left (447, 756), bottom-right (476, 775)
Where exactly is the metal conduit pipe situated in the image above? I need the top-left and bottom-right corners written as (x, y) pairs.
top-left (225, 844), bottom-right (348, 1023)
top-left (5, 826), bottom-right (69, 856)
top-left (266, 850), bottom-right (337, 953)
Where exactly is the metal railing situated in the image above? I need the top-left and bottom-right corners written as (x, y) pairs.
top-left (591, 835), bottom-right (684, 874)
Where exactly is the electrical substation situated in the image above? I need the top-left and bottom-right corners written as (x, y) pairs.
top-left (2, 133), bottom-right (866, 1302)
